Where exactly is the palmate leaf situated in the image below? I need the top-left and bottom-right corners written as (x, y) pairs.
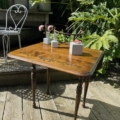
top-left (82, 33), bottom-right (100, 48)
top-left (91, 40), bottom-right (102, 50)
top-left (103, 30), bottom-right (118, 47)
top-left (97, 32), bottom-right (110, 50)
top-left (103, 29), bottom-right (113, 35)
top-left (98, 30), bottom-right (118, 50)
top-left (106, 35), bottom-right (118, 43)
top-left (83, 29), bottom-right (118, 50)
top-left (83, 39), bottom-right (96, 48)
top-left (102, 39), bottom-right (109, 50)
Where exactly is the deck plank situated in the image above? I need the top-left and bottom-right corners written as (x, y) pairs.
top-left (93, 81), bottom-right (120, 119)
top-left (89, 81), bottom-right (119, 120)
top-left (0, 80), bottom-right (120, 120)
top-left (96, 81), bottom-right (120, 105)
top-left (3, 86), bottom-right (22, 120)
top-left (22, 85), bottom-right (42, 120)
top-left (50, 81), bottom-right (75, 120)
top-left (0, 87), bottom-right (7, 120)
top-left (64, 81), bottom-right (97, 120)
top-left (37, 83), bottom-right (61, 120)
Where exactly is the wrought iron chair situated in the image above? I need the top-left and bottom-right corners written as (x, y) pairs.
top-left (0, 4), bottom-right (28, 63)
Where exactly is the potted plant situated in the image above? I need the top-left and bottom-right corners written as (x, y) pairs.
top-left (29, 0), bottom-right (51, 11)
top-left (39, 24), bottom-right (54, 44)
top-left (29, 0), bottom-right (41, 10)
top-left (39, 0), bottom-right (51, 12)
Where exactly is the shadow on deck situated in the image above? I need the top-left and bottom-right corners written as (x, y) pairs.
top-left (0, 48), bottom-right (78, 86)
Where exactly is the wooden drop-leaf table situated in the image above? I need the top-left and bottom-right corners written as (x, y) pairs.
top-left (8, 42), bottom-right (104, 120)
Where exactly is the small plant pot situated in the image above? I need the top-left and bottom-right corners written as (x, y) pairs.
top-left (51, 40), bottom-right (58, 48)
top-left (43, 38), bottom-right (51, 44)
top-left (46, 31), bottom-right (50, 38)
top-left (39, 0), bottom-right (51, 12)
top-left (69, 42), bottom-right (83, 55)
top-left (29, 1), bottom-right (38, 11)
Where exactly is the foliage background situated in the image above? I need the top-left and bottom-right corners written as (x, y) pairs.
top-left (50, 0), bottom-right (80, 28)
top-left (0, 0), bottom-right (8, 9)
top-left (67, 0), bottom-right (120, 74)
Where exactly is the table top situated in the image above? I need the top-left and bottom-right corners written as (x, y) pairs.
top-left (8, 42), bottom-right (104, 76)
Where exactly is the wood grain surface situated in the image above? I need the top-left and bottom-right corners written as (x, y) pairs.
top-left (8, 42), bottom-right (104, 76)
top-left (0, 80), bottom-right (120, 120)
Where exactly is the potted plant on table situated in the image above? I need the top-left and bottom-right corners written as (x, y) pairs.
top-left (69, 39), bottom-right (83, 55)
top-left (39, 24), bottom-right (54, 44)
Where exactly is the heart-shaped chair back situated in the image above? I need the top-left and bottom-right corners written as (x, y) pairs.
top-left (5, 4), bottom-right (28, 33)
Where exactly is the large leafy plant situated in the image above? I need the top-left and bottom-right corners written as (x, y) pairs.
top-left (77, 0), bottom-right (120, 8)
top-left (67, 1), bottom-right (120, 74)
top-left (81, 30), bottom-right (119, 74)
top-left (68, 2), bottom-right (120, 36)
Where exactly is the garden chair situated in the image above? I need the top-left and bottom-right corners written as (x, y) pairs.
top-left (0, 4), bottom-right (28, 63)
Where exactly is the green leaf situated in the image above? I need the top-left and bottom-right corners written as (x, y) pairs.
top-left (82, 33), bottom-right (100, 48)
top-left (102, 40), bottom-right (109, 50)
top-left (83, 39), bottom-right (96, 48)
top-left (91, 40), bottom-right (102, 50)
top-left (106, 35), bottom-right (118, 43)
top-left (107, 56), bottom-right (113, 61)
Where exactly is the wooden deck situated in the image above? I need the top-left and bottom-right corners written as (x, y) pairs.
top-left (0, 79), bottom-right (120, 120)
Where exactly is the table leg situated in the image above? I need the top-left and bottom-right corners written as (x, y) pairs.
top-left (74, 77), bottom-right (83, 120)
top-left (2, 35), bottom-right (9, 63)
top-left (46, 68), bottom-right (50, 94)
top-left (82, 76), bottom-right (90, 108)
top-left (31, 64), bottom-right (36, 108)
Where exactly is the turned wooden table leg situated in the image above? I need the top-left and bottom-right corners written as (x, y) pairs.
top-left (46, 68), bottom-right (50, 94)
top-left (74, 77), bottom-right (83, 120)
top-left (31, 64), bottom-right (36, 108)
top-left (82, 76), bottom-right (90, 108)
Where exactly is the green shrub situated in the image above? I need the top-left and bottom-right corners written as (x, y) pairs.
top-left (67, 1), bottom-right (120, 74)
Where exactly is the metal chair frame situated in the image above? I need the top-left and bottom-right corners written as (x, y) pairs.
top-left (0, 4), bottom-right (28, 63)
